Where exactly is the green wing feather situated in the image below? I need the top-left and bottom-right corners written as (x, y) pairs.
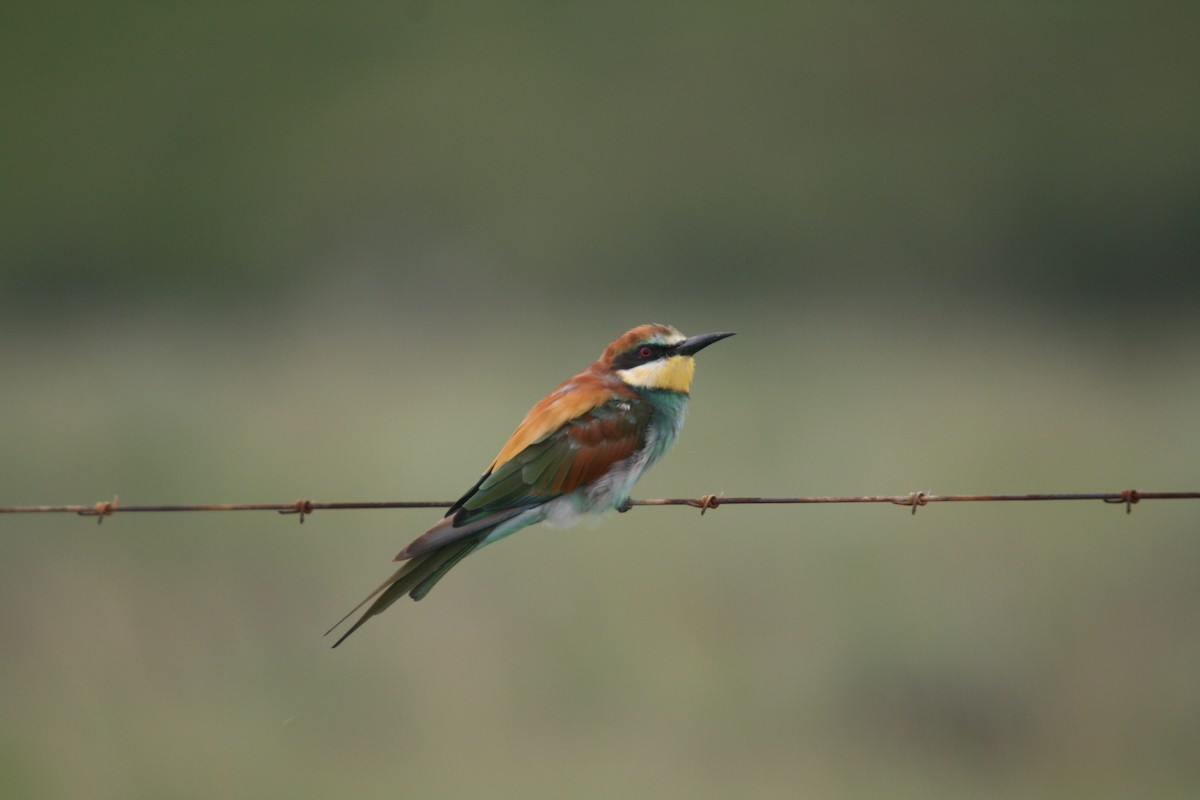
top-left (457, 397), bottom-right (650, 520)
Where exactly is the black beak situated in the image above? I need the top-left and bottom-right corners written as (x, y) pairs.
top-left (673, 331), bottom-right (736, 356)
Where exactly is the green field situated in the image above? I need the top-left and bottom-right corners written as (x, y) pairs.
top-left (3, 307), bottom-right (1198, 798)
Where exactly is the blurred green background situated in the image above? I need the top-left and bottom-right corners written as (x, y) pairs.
top-left (2, 4), bottom-right (1199, 798)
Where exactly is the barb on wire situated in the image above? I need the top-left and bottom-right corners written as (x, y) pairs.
top-left (1, 489), bottom-right (1199, 524)
top-left (82, 495), bottom-right (119, 525)
top-left (1102, 489), bottom-right (1141, 514)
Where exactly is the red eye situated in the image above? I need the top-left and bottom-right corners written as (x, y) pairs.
top-left (639, 346), bottom-right (653, 358)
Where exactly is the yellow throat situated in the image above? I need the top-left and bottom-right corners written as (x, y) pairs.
top-left (616, 355), bottom-right (696, 393)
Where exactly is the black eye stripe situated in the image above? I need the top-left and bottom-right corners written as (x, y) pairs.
top-left (612, 342), bottom-right (671, 370)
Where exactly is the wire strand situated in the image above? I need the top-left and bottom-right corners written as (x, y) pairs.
top-left (1, 489), bottom-right (1196, 523)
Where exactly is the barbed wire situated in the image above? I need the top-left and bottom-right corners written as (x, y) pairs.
top-left (1, 489), bottom-right (1197, 524)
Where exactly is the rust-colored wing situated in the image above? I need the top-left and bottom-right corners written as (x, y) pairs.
top-left (402, 388), bottom-right (651, 561)
top-left (489, 372), bottom-right (632, 470)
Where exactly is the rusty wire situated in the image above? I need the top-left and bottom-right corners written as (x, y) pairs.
top-left (1, 489), bottom-right (1197, 524)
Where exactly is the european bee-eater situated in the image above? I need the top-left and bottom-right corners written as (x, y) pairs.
top-left (327, 323), bottom-right (734, 647)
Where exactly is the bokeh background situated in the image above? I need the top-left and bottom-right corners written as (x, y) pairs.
top-left (3, 4), bottom-right (1199, 798)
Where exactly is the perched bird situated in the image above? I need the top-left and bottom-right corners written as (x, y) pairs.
top-left (327, 323), bottom-right (734, 647)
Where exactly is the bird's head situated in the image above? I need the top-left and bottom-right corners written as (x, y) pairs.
top-left (598, 324), bottom-right (735, 393)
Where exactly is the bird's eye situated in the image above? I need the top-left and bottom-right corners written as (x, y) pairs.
top-left (639, 346), bottom-right (653, 358)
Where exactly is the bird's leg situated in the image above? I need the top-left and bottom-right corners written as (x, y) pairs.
top-left (616, 498), bottom-right (633, 513)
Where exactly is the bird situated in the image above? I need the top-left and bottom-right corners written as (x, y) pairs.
top-left (326, 323), bottom-right (734, 647)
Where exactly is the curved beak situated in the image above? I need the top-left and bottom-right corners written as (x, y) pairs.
top-left (672, 330), bottom-right (736, 356)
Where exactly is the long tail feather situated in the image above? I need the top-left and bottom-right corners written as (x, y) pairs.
top-left (323, 563), bottom-right (417, 638)
top-left (327, 536), bottom-right (483, 647)
top-left (410, 540), bottom-right (478, 601)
